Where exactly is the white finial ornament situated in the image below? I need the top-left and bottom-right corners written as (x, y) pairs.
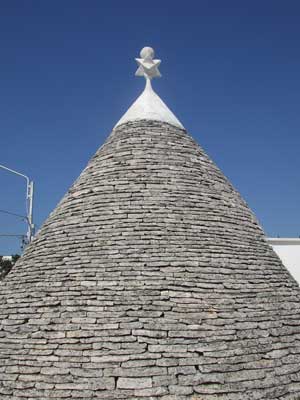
top-left (114, 46), bottom-right (184, 130)
top-left (135, 47), bottom-right (161, 80)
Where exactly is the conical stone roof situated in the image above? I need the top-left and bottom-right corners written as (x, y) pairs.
top-left (1, 48), bottom-right (300, 400)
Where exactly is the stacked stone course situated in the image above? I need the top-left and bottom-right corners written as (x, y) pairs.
top-left (1, 120), bottom-right (300, 399)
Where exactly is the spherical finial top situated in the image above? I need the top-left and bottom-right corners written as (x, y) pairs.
top-left (140, 47), bottom-right (155, 60)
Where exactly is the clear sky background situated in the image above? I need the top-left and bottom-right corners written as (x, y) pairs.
top-left (1, 0), bottom-right (299, 254)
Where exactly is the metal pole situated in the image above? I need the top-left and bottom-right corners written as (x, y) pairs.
top-left (27, 180), bottom-right (34, 243)
top-left (0, 164), bottom-right (35, 244)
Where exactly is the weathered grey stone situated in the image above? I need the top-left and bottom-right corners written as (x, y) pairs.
top-left (134, 387), bottom-right (169, 397)
top-left (169, 385), bottom-right (193, 395)
top-left (1, 119), bottom-right (300, 399)
top-left (117, 377), bottom-right (152, 389)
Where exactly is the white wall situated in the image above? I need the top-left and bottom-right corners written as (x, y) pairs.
top-left (267, 238), bottom-right (300, 284)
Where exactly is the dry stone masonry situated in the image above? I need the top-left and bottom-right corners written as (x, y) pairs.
top-left (1, 120), bottom-right (300, 399)
top-left (1, 46), bottom-right (300, 399)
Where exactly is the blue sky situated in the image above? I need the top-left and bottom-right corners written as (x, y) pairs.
top-left (1, 0), bottom-right (300, 254)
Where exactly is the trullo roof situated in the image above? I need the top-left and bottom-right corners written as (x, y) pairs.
top-left (1, 47), bottom-right (300, 400)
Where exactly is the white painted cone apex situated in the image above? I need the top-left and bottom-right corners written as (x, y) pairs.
top-left (114, 47), bottom-right (184, 129)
